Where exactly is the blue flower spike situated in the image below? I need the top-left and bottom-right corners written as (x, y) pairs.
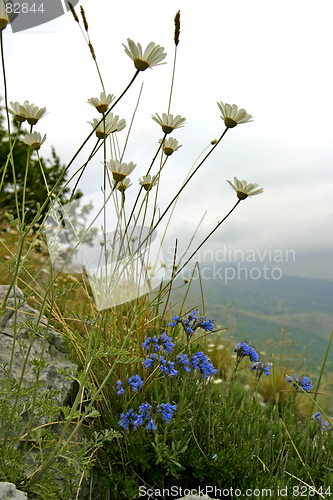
top-left (286, 374), bottom-right (313, 393)
top-left (143, 353), bottom-right (158, 369)
top-left (251, 361), bottom-right (271, 379)
top-left (311, 412), bottom-right (332, 432)
top-left (168, 310), bottom-right (214, 339)
top-left (176, 353), bottom-right (191, 372)
top-left (234, 341), bottom-right (260, 363)
top-left (146, 418), bottom-right (157, 431)
top-left (116, 380), bottom-right (125, 395)
top-left (128, 374), bottom-right (143, 392)
top-left (191, 351), bottom-right (217, 379)
top-left (157, 403), bottom-right (177, 423)
top-left (119, 409), bottom-right (137, 430)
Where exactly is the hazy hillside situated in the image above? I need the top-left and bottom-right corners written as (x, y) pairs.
top-left (168, 268), bottom-right (333, 371)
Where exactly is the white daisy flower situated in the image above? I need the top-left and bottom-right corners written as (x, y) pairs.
top-left (227, 177), bottom-right (263, 200)
top-left (87, 92), bottom-right (115, 113)
top-left (123, 38), bottom-right (166, 71)
top-left (217, 102), bottom-right (253, 128)
top-left (22, 132), bottom-right (46, 151)
top-left (22, 100), bottom-right (47, 125)
top-left (159, 137), bottom-right (182, 156)
top-left (6, 102), bottom-right (27, 122)
top-left (152, 113), bottom-right (186, 134)
top-left (139, 174), bottom-right (158, 191)
top-left (88, 113), bottom-right (126, 139)
top-left (106, 159), bottom-right (136, 182)
top-left (116, 177), bottom-right (131, 193)
top-left (0, 0), bottom-right (9, 31)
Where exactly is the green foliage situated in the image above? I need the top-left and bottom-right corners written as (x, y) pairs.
top-left (0, 110), bottom-right (82, 227)
top-left (88, 377), bottom-right (333, 498)
top-left (0, 376), bottom-right (93, 499)
top-left (64, 313), bottom-right (330, 498)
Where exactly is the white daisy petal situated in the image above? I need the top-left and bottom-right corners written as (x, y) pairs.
top-left (152, 112), bottom-right (186, 134)
top-left (217, 101), bottom-right (253, 128)
top-left (227, 177), bottom-right (263, 200)
top-left (106, 159), bottom-right (136, 182)
top-left (123, 38), bottom-right (166, 71)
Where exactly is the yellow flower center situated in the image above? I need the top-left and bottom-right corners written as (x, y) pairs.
top-left (161, 125), bottom-right (174, 134)
top-left (0, 19), bottom-right (8, 31)
top-left (30, 142), bottom-right (41, 151)
top-left (96, 104), bottom-right (109, 113)
top-left (15, 115), bottom-right (26, 123)
top-left (224, 117), bottom-right (238, 128)
top-left (134, 59), bottom-right (149, 71)
top-left (96, 131), bottom-right (108, 139)
top-left (27, 118), bottom-right (38, 125)
top-left (163, 147), bottom-right (174, 156)
top-left (237, 191), bottom-right (248, 200)
top-left (113, 172), bottom-right (126, 182)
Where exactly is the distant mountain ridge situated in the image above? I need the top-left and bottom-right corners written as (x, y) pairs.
top-left (169, 268), bottom-right (333, 369)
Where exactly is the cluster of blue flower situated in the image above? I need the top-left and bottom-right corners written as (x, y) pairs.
top-left (143, 354), bottom-right (179, 376)
top-left (142, 327), bottom-right (217, 380)
top-left (311, 412), bottom-right (332, 432)
top-left (233, 341), bottom-right (270, 380)
top-left (234, 341), bottom-right (260, 363)
top-left (251, 361), bottom-right (271, 377)
top-left (286, 374), bottom-right (313, 392)
top-left (142, 332), bottom-right (175, 354)
top-left (116, 375), bottom-right (143, 395)
top-left (119, 403), bottom-right (177, 431)
top-left (143, 351), bottom-right (217, 380)
top-left (168, 310), bottom-right (214, 337)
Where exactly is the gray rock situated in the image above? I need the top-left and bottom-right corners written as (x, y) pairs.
top-left (0, 482), bottom-right (27, 500)
top-left (0, 285), bottom-right (78, 409)
top-left (0, 286), bottom-right (84, 499)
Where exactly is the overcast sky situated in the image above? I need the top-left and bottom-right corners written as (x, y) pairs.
top-left (2, 0), bottom-right (333, 281)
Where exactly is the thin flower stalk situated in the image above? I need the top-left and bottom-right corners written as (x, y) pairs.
top-left (133, 127), bottom-right (229, 260)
